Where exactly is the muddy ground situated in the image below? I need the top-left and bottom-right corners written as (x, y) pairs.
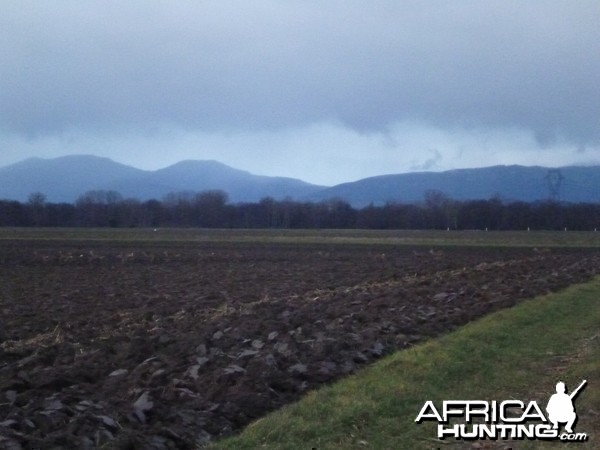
top-left (1, 240), bottom-right (599, 449)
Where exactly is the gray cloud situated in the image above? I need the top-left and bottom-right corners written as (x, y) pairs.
top-left (1, 1), bottom-right (599, 146)
top-left (1, 1), bottom-right (600, 187)
top-left (411, 149), bottom-right (442, 172)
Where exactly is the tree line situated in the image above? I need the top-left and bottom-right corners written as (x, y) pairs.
top-left (2, 189), bottom-right (600, 231)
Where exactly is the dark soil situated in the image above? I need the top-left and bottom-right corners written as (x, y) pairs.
top-left (1, 241), bottom-right (599, 449)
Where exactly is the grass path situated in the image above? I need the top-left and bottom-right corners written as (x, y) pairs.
top-left (212, 278), bottom-right (600, 449)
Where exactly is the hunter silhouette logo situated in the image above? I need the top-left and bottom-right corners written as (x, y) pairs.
top-left (415, 379), bottom-right (589, 442)
top-left (546, 380), bottom-right (586, 434)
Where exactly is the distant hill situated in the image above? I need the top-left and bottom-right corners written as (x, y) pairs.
top-left (0, 156), bottom-right (144, 203)
top-left (308, 165), bottom-right (600, 207)
top-left (0, 155), bottom-right (324, 203)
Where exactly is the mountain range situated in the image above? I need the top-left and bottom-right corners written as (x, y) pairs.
top-left (0, 156), bottom-right (324, 204)
top-left (0, 155), bottom-right (599, 206)
top-left (309, 165), bottom-right (600, 206)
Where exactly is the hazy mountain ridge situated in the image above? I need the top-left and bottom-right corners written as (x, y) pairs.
top-left (0, 155), bottom-right (325, 203)
top-left (0, 156), bottom-right (146, 203)
top-left (308, 165), bottom-right (600, 206)
top-left (0, 155), bottom-right (599, 205)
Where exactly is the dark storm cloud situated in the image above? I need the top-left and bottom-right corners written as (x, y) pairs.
top-left (1, 1), bottom-right (599, 145)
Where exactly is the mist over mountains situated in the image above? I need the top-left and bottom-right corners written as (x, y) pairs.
top-left (0, 155), bottom-right (599, 206)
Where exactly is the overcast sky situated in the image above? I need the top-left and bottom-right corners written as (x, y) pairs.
top-left (1, 1), bottom-right (599, 185)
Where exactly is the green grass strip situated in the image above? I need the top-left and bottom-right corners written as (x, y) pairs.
top-left (3, 227), bottom-right (600, 247)
top-left (212, 278), bottom-right (600, 449)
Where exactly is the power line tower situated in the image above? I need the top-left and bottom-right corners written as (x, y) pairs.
top-left (545, 169), bottom-right (564, 202)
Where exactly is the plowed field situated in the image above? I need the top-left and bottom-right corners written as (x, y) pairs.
top-left (1, 236), bottom-right (599, 449)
